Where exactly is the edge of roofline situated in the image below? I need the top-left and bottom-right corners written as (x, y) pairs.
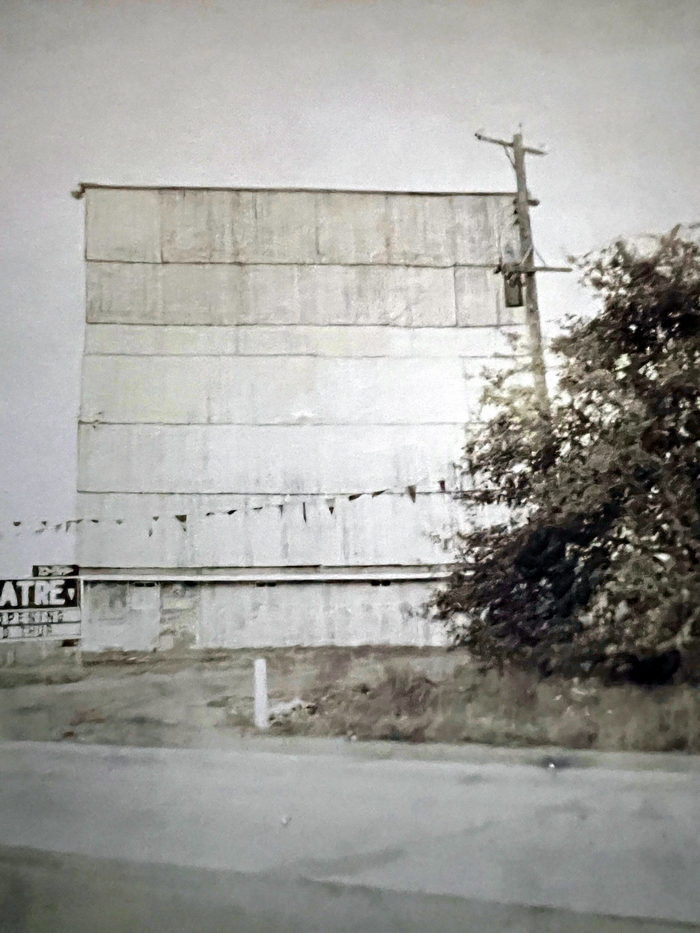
top-left (71, 182), bottom-right (522, 200)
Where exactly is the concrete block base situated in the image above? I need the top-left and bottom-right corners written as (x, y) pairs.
top-left (81, 579), bottom-right (447, 653)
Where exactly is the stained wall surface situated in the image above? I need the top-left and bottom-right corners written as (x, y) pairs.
top-left (81, 580), bottom-right (446, 651)
top-left (78, 186), bottom-right (525, 646)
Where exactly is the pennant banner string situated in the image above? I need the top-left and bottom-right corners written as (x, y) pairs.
top-left (3, 477), bottom-right (456, 536)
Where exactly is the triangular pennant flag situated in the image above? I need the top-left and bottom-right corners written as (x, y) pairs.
top-left (175, 514), bottom-right (187, 532)
top-left (90, 519), bottom-right (99, 524)
top-left (348, 493), bottom-right (362, 501)
top-left (13, 521), bottom-right (21, 527)
top-left (205, 512), bottom-right (215, 517)
top-left (326, 498), bottom-right (335, 515)
top-left (278, 504), bottom-right (285, 515)
top-left (371, 489), bottom-right (386, 497)
top-left (407, 485), bottom-right (417, 502)
top-left (115, 519), bottom-right (124, 525)
top-left (54, 523), bottom-right (64, 532)
top-left (152, 516), bottom-right (159, 522)
top-left (227, 509), bottom-right (237, 516)
top-left (439, 480), bottom-right (447, 492)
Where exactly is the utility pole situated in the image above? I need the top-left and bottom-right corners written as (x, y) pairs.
top-left (475, 129), bottom-right (557, 412)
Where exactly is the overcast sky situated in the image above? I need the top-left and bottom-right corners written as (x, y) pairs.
top-left (1, 0), bottom-right (699, 572)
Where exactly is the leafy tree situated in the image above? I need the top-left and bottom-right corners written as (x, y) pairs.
top-left (437, 230), bottom-right (700, 684)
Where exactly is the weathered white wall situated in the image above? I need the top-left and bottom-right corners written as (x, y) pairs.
top-left (81, 356), bottom-right (484, 424)
top-left (82, 580), bottom-right (446, 651)
top-left (87, 262), bottom-right (467, 327)
top-left (86, 189), bottom-right (520, 266)
top-left (79, 423), bottom-right (464, 494)
top-left (78, 185), bottom-right (521, 646)
top-left (83, 323), bottom-right (520, 358)
top-left (197, 580), bottom-right (445, 648)
top-left (73, 492), bottom-right (509, 570)
top-left (81, 583), bottom-right (160, 652)
top-left (78, 187), bottom-right (523, 569)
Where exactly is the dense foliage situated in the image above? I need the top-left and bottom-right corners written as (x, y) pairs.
top-left (437, 231), bottom-right (700, 683)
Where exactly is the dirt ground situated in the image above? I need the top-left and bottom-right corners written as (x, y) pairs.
top-left (0, 647), bottom-right (454, 748)
top-left (2, 646), bottom-right (700, 753)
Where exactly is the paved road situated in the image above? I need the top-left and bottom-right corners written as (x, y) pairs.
top-left (0, 740), bottom-right (699, 932)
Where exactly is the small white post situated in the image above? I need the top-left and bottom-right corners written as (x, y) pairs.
top-left (253, 658), bottom-right (269, 730)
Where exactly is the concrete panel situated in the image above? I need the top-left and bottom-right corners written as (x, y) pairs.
top-left (453, 194), bottom-right (520, 265)
top-left (316, 191), bottom-right (389, 264)
top-left (387, 195), bottom-right (455, 266)
top-left (87, 262), bottom-right (458, 326)
top-left (76, 491), bottom-right (463, 568)
top-left (161, 190), bottom-right (321, 263)
top-left (81, 582), bottom-right (160, 651)
top-left (84, 324), bottom-right (242, 356)
top-left (455, 267), bottom-right (506, 326)
top-left (87, 262), bottom-right (236, 326)
top-left (86, 189), bottom-right (161, 263)
top-left (0, 640), bottom-right (81, 670)
top-left (80, 355), bottom-right (480, 424)
top-left (161, 190), bottom-right (320, 263)
top-left (236, 324), bottom-right (523, 357)
top-left (244, 190), bottom-right (319, 263)
top-left (78, 423), bottom-right (464, 494)
top-left (85, 323), bottom-right (526, 358)
top-left (78, 580), bottom-right (449, 649)
top-left (160, 189), bottom-right (257, 263)
top-left (287, 264), bottom-right (456, 326)
top-left (155, 189), bottom-right (519, 266)
top-left (198, 580), bottom-right (446, 647)
top-left (158, 582), bottom-right (199, 650)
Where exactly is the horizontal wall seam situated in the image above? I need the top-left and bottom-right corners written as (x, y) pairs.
top-left (76, 489), bottom-right (462, 496)
top-left (78, 420), bottom-right (474, 427)
top-left (85, 322), bottom-right (526, 330)
top-left (81, 571), bottom-right (453, 583)
top-left (83, 321), bottom-right (524, 330)
top-left (83, 352), bottom-right (520, 359)
top-left (81, 563), bottom-right (454, 571)
top-left (86, 258), bottom-right (506, 270)
top-left (78, 421), bottom-right (481, 429)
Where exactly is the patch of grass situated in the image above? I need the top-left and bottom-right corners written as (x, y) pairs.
top-left (266, 657), bottom-right (700, 752)
top-left (268, 662), bottom-right (440, 742)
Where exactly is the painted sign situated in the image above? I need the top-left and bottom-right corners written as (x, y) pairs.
top-left (0, 578), bottom-right (81, 641)
top-left (33, 564), bottom-right (80, 578)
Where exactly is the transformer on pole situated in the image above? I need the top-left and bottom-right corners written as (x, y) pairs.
top-left (476, 128), bottom-right (570, 411)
